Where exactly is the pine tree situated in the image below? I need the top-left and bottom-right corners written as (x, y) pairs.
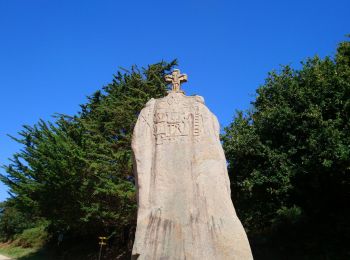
top-left (1, 61), bottom-right (177, 249)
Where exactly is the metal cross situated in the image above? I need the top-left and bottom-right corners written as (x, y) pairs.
top-left (165, 69), bottom-right (188, 92)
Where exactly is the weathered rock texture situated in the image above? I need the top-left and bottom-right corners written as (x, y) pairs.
top-left (131, 92), bottom-right (253, 259)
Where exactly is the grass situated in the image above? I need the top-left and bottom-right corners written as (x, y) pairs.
top-left (0, 222), bottom-right (49, 259)
top-left (0, 243), bottom-right (53, 260)
top-left (0, 222), bottom-right (122, 259)
top-left (0, 243), bottom-right (38, 258)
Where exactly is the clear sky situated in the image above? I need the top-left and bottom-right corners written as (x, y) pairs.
top-left (0, 0), bottom-right (349, 201)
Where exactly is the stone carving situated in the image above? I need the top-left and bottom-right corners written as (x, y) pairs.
top-left (165, 69), bottom-right (187, 93)
top-left (131, 71), bottom-right (253, 259)
top-left (153, 95), bottom-right (202, 145)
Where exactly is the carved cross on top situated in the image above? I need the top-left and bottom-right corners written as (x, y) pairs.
top-left (165, 69), bottom-right (188, 93)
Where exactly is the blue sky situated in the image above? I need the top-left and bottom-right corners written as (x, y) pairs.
top-left (0, 0), bottom-right (349, 201)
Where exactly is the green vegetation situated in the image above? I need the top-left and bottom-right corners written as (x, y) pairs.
top-left (0, 222), bottom-right (48, 259)
top-left (0, 244), bottom-right (38, 259)
top-left (222, 39), bottom-right (350, 258)
top-left (0, 200), bottom-right (35, 242)
top-left (14, 223), bottom-right (48, 248)
top-left (0, 39), bottom-right (349, 259)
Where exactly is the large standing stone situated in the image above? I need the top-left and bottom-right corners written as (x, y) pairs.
top-left (131, 70), bottom-right (253, 259)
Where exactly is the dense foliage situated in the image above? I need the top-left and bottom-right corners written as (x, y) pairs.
top-left (0, 199), bottom-right (40, 242)
top-left (222, 40), bottom-right (350, 258)
top-left (1, 60), bottom-right (176, 256)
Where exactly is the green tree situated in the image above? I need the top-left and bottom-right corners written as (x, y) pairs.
top-left (1, 61), bottom-right (176, 252)
top-left (223, 40), bottom-right (350, 257)
top-left (0, 199), bottom-right (37, 241)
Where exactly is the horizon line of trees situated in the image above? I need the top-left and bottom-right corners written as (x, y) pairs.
top-left (0, 38), bottom-right (349, 259)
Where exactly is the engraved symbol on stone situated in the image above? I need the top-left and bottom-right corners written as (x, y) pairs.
top-left (154, 109), bottom-right (195, 145)
top-left (165, 69), bottom-right (188, 93)
top-left (193, 106), bottom-right (200, 136)
top-left (167, 95), bottom-right (177, 105)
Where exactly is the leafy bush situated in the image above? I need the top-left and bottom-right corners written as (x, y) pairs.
top-left (14, 221), bottom-right (49, 248)
top-left (0, 200), bottom-right (38, 242)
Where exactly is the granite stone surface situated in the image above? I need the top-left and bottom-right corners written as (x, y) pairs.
top-left (131, 90), bottom-right (253, 259)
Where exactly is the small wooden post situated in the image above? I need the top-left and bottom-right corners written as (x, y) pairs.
top-left (98, 236), bottom-right (107, 260)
